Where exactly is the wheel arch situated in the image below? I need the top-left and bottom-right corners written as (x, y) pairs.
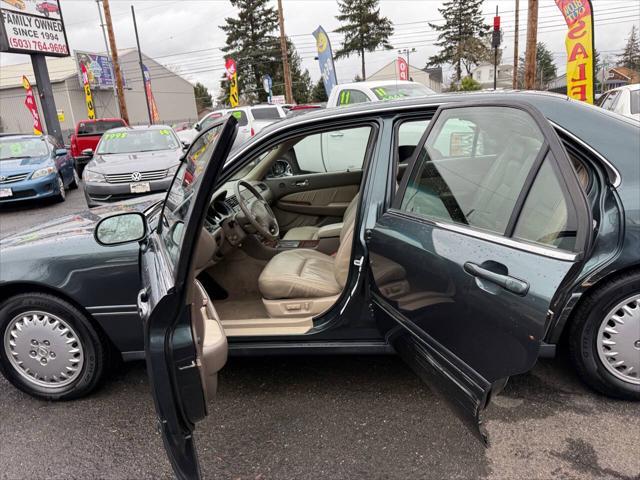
top-left (0, 281), bottom-right (117, 354)
top-left (549, 263), bottom-right (640, 345)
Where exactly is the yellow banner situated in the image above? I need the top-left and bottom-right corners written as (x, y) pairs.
top-left (556, 0), bottom-right (595, 104)
top-left (229, 73), bottom-right (239, 107)
top-left (80, 63), bottom-right (96, 119)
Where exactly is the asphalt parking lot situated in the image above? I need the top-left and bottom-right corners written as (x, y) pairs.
top-left (1, 190), bottom-right (639, 480)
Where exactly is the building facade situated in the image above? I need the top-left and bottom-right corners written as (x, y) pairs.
top-left (0, 49), bottom-right (198, 137)
top-left (471, 63), bottom-right (514, 89)
top-left (367, 59), bottom-right (443, 93)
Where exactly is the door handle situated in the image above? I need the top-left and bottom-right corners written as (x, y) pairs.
top-left (329, 132), bottom-right (344, 137)
top-left (294, 179), bottom-right (309, 187)
top-left (464, 262), bottom-right (529, 296)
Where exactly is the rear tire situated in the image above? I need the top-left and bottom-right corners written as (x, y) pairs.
top-left (0, 293), bottom-right (108, 400)
top-left (569, 272), bottom-right (640, 400)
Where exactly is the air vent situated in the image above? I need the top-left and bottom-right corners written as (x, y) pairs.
top-left (225, 195), bottom-right (239, 209)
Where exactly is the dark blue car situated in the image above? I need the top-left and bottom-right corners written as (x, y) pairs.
top-left (0, 134), bottom-right (79, 204)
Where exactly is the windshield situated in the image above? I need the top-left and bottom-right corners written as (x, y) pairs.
top-left (0, 137), bottom-right (49, 160)
top-left (200, 113), bottom-right (224, 130)
top-left (77, 120), bottom-right (126, 135)
top-left (160, 123), bottom-right (225, 266)
top-left (630, 90), bottom-right (639, 115)
top-left (371, 84), bottom-right (434, 101)
top-left (252, 107), bottom-right (281, 120)
top-left (96, 129), bottom-right (180, 154)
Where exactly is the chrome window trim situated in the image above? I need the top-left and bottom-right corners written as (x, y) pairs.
top-left (549, 121), bottom-right (622, 188)
top-left (388, 208), bottom-right (579, 262)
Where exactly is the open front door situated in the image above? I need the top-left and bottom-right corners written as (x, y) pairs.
top-left (138, 117), bottom-right (237, 479)
top-left (367, 101), bottom-right (591, 443)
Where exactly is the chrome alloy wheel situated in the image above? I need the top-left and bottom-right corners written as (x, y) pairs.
top-left (3, 311), bottom-right (84, 389)
top-left (57, 175), bottom-right (66, 199)
top-left (597, 294), bottom-right (640, 385)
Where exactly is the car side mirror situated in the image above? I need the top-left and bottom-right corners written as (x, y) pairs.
top-left (181, 141), bottom-right (190, 150)
top-left (194, 123), bottom-right (202, 132)
top-left (81, 148), bottom-right (94, 157)
top-left (94, 212), bottom-right (147, 246)
top-left (55, 148), bottom-right (67, 156)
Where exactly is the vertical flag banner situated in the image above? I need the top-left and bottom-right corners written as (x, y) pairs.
top-left (80, 62), bottom-right (96, 119)
top-left (225, 58), bottom-right (239, 107)
top-left (143, 65), bottom-right (160, 124)
top-left (397, 57), bottom-right (409, 81)
top-left (313, 26), bottom-right (338, 97)
top-left (555, 0), bottom-right (595, 104)
top-left (22, 76), bottom-right (43, 135)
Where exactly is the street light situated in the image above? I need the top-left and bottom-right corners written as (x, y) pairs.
top-left (397, 47), bottom-right (416, 67)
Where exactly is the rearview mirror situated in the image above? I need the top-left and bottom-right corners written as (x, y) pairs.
top-left (81, 148), bottom-right (94, 157)
top-left (95, 212), bottom-right (147, 246)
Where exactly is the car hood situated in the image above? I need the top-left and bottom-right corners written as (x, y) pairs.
top-left (0, 154), bottom-right (51, 176)
top-left (88, 149), bottom-right (181, 174)
top-left (0, 193), bottom-right (164, 250)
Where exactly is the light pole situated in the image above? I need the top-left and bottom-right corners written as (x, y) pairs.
top-left (398, 48), bottom-right (416, 81)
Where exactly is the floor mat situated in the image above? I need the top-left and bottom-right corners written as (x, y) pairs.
top-left (215, 298), bottom-right (268, 320)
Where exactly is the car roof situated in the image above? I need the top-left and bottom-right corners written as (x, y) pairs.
top-left (0, 134), bottom-right (45, 140)
top-left (607, 84), bottom-right (640, 93)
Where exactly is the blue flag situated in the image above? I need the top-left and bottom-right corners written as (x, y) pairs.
top-left (312, 26), bottom-right (338, 97)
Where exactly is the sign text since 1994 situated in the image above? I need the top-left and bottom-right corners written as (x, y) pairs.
top-left (1, 10), bottom-right (68, 55)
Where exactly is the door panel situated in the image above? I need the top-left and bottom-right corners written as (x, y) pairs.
top-left (368, 101), bottom-right (591, 444)
top-left (141, 117), bottom-right (237, 479)
top-left (265, 170), bottom-right (362, 230)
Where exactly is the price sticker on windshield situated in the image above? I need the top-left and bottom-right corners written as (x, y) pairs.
top-left (231, 111), bottom-right (243, 120)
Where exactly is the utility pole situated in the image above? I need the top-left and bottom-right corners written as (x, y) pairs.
top-left (96, 0), bottom-right (120, 117)
top-left (492, 7), bottom-right (501, 91)
top-left (131, 6), bottom-right (153, 124)
top-left (524, 0), bottom-right (539, 90)
top-left (513, 0), bottom-right (520, 89)
top-left (102, 0), bottom-right (129, 123)
top-left (277, 0), bottom-right (294, 104)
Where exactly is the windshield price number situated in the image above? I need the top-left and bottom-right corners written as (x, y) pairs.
top-left (8, 38), bottom-right (68, 55)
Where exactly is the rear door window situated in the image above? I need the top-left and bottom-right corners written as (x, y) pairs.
top-left (630, 90), bottom-right (639, 115)
top-left (251, 107), bottom-right (281, 120)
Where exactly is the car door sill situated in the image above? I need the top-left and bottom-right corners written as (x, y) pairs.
top-left (120, 341), bottom-right (394, 361)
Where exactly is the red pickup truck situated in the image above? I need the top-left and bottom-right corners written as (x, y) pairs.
top-left (70, 118), bottom-right (127, 174)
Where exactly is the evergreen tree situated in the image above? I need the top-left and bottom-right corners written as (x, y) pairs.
top-left (334, 0), bottom-right (394, 80)
top-left (617, 25), bottom-right (640, 71)
top-left (218, 0), bottom-right (311, 105)
top-left (427, 0), bottom-right (490, 83)
top-left (310, 78), bottom-right (328, 102)
top-left (193, 82), bottom-right (213, 112)
top-left (516, 42), bottom-right (557, 90)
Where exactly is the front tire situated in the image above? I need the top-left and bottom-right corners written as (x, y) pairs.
top-left (69, 168), bottom-right (80, 190)
top-left (0, 293), bottom-right (107, 400)
top-left (54, 174), bottom-right (66, 202)
top-left (569, 273), bottom-right (640, 400)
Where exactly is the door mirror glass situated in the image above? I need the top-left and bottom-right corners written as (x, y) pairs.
top-left (94, 212), bottom-right (147, 246)
top-left (81, 148), bottom-right (94, 157)
top-left (55, 148), bottom-right (67, 157)
top-left (194, 123), bottom-right (202, 132)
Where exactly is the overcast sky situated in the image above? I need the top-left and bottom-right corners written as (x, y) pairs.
top-left (2, 0), bottom-right (639, 96)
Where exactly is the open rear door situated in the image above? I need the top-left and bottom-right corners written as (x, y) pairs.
top-left (137, 117), bottom-right (237, 479)
top-left (366, 101), bottom-right (591, 443)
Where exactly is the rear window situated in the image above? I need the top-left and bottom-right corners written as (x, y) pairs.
top-left (77, 120), bottom-right (126, 136)
top-left (228, 110), bottom-right (248, 126)
top-left (630, 90), bottom-right (639, 115)
top-left (251, 107), bottom-right (281, 120)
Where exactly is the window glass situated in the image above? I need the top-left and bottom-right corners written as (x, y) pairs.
top-left (200, 113), bottom-right (223, 129)
top-left (600, 91), bottom-right (620, 111)
top-left (77, 120), bottom-right (126, 135)
top-left (513, 156), bottom-right (578, 251)
top-left (293, 126), bottom-right (372, 173)
top-left (399, 107), bottom-right (544, 235)
top-left (160, 124), bottom-right (224, 266)
top-left (338, 89), bottom-right (370, 105)
top-left (97, 129), bottom-right (180, 154)
top-left (630, 90), bottom-right (640, 115)
top-left (226, 110), bottom-right (249, 126)
top-left (0, 137), bottom-right (49, 159)
top-left (252, 107), bottom-right (281, 120)
top-left (396, 119), bottom-right (430, 185)
top-left (371, 83), bottom-right (433, 100)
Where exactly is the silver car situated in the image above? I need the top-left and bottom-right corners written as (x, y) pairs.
top-left (82, 125), bottom-right (183, 207)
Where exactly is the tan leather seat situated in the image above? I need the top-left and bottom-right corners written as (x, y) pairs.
top-left (282, 193), bottom-right (360, 241)
top-left (259, 201), bottom-right (357, 300)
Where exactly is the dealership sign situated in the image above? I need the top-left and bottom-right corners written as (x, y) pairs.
top-left (0, 0), bottom-right (69, 57)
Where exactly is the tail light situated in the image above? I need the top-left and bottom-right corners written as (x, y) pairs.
top-left (250, 127), bottom-right (255, 137)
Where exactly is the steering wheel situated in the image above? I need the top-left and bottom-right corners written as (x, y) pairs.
top-left (234, 180), bottom-right (280, 241)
